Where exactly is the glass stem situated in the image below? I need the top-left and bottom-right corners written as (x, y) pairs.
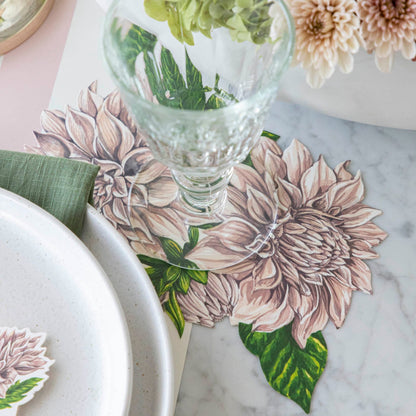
top-left (171, 168), bottom-right (233, 215)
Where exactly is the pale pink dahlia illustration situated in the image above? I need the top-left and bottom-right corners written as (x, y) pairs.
top-left (288, 0), bottom-right (362, 87)
top-left (190, 138), bottom-right (387, 348)
top-left (26, 82), bottom-right (187, 255)
top-left (177, 273), bottom-right (239, 326)
top-left (0, 328), bottom-right (50, 398)
top-left (358, 0), bottom-right (416, 71)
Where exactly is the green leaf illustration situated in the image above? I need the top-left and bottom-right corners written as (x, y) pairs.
top-left (187, 268), bottom-right (208, 284)
top-left (261, 130), bottom-right (280, 142)
top-left (159, 237), bottom-right (183, 263)
top-left (164, 290), bottom-right (185, 336)
top-left (239, 323), bottom-right (327, 414)
top-left (176, 272), bottom-right (191, 294)
top-left (0, 377), bottom-right (43, 408)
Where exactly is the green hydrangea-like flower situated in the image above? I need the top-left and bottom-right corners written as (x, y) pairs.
top-left (144, 0), bottom-right (275, 45)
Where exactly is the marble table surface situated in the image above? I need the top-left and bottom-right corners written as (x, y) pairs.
top-left (1, 0), bottom-right (415, 415)
top-left (175, 100), bottom-right (416, 416)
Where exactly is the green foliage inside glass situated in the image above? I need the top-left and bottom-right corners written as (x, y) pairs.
top-left (138, 226), bottom-right (209, 337)
top-left (0, 378), bottom-right (43, 409)
top-left (112, 22), bottom-right (237, 110)
top-left (239, 323), bottom-right (327, 414)
top-left (144, 0), bottom-right (275, 45)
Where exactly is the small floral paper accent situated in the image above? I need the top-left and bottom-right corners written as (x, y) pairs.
top-left (27, 84), bottom-right (387, 413)
top-left (0, 328), bottom-right (53, 412)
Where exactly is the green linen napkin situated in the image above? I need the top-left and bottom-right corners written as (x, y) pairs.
top-left (0, 151), bottom-right (99, 236)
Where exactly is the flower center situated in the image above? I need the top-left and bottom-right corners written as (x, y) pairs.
top-left (278, 208), bottom-right (350, 288)
top-left (309, 10), bottom-right (335, 35)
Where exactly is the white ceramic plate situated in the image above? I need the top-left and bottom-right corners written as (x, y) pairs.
top-left (81, 206), bottom-right (175, 416)
top-left (0, 188), bottom-right (132, 416)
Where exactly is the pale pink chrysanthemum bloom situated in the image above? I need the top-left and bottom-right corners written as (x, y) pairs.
top-left (189, 138), bottom-right (387, 348)
top-left (25, 82), bottom-right (187, 257)
top-left (288, 0), bottom-right (362, 88)
top-left (357, 0), bottom-right (416, 72)
top-left (0, 328), bottom-right (50, 398)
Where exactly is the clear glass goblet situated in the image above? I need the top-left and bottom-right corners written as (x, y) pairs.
top-left (102, 0), bottom-right (294, 270)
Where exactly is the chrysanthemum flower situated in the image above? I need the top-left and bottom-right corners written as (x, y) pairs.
top-left (288, 0), bottom-right (362, 87)
top-left (358, 0), bottom-right (416, 71)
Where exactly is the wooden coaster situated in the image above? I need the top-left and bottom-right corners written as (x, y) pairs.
top-left (0, 0), bottom-right (55, 55)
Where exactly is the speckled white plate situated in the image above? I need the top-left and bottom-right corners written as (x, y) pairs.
top-left (81, 206), bottom-right (175, 416)
top-left (0, 188), bottom-right (132, 416)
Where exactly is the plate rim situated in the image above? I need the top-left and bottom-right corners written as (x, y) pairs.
top-left (0, 187), bottom-right (133, 416)
top-left (84, 204), bottom-right (175, 416)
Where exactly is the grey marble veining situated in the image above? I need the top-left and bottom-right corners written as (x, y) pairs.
top-left (175, 100), bottom-right (416, 416)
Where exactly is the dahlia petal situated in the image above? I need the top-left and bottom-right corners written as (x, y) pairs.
top-left (301, 155), bottom-right (337, 202)
top-left (291, 287), bottom-right (329, 348)
top-left (253, 257), bottom-right (282, 290)
top-left (65, 106), bottom-right (96, 155)
top-left (231, 164), bottom-right (269, 194)
top-left (123, 149), bottom-right (157, 181)
top-left (350, 240), bottom-right (379, 260)
top-left (40, 110), bottom-right (68, 138)
top-left (325, 276), bottom-right (352, 328)
top-left (339, 204), bottom-right (382, 227)
top-left (347, 222), bottom-right (388, 246)
top-left (334, 160), bottom-right (353, 181)
top-left (33, 131), bottom-right (87, 159)
top-left (282, 139), bottom-right (313, 186)
top-left (321, 171), bottom-right (364, 211)
top-left (230, 278), bottom-right (290, 330)
top-left (247, 186), bottom-right (277, 225)
top-left (253, 287), bottom-right (294, 332)
top-left (78, 82), bottom-right (104, 117)
top-left (264, 149), bottom-right (287, 182)
top-left (250, 136), bottom-right (283, 174)
top-left (147, 176), bottom-right (178, 206)
top-left (349, 258), bottom-right (372, 294)
top-left (148, 206), bottom-right (188, 242)
top-left (332, 265), bottom-right (354, 288)
top-left (96, 102), bottom-right (135, 161)
top-left (105, 89), bottom-right (123, 117)
top-left (277, 178), bottom-right (303, 210)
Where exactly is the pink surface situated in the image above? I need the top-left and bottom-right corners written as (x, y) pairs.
top-left (0, 0), bottom-right (78, 151)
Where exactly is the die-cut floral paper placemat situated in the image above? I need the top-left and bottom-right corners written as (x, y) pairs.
top-left (26, 83), bottom-right (387, 413)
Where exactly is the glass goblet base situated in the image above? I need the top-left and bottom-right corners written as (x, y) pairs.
top-left (126, 159), bottom-right (278, 271)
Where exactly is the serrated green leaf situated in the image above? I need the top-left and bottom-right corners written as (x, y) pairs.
top-left (239, 323), bottom-right (327, 414)
top-left (185, 51), bottom-right (203, 91)
top-left (0, 378), bottom-right (43, 406)
top-left (176, 272), bottom-right (191, 294)
top-left (164, 290), bottom-right (185, 337)
top-left (159, 237), bottom-right (183, 263)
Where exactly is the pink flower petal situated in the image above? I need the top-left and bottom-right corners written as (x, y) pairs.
top-left (40, 110), bottom-right (68, 138)
top-left (347, 222), bottom-right (388, 247)
top-left (301, 155), bottom-right (337, 202)
top-left (282, 139), bottom-right (313, 186)
top-left (334, 160), bottom-right (353, 181)
top-left (231, 164), bottom-right (268, 194)
top-left (349, 258), bottom-right (373, 294)
top-left (65, 106), bottom-right (96, 156)
top-left (251, 137), bottom-right (283, 175)
top-left (339, 204), bottom-right (383, 228)
top-left (291, 286), bottom-right (329, 348)
top-left (78, 82), bottom-right (104, 117)
top-left (247, 186), bottom-right (277, 225)
top-left (253, 257), bottom-right (282, 290)
top-left (324, 276), bottom-right (353, 328)
top-left (277, 178), bottom-right (303, 210)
